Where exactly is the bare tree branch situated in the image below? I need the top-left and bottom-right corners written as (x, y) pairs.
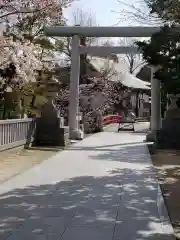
top-left (101, 38), bottom-right (145, 74)
top-left (63, 8), bottom-right (98, 61)
top-left (71, 8), bottom-right (96, 27)
top-left (118, 37), bottom-right (146, 74)
top-left (0, 4), bottom-right (52, 19)
top-left (114, 0), bottom-right (163, 26)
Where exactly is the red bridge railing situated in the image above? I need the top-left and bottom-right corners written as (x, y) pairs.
top-left (103, 115), bottom-right (122, 125)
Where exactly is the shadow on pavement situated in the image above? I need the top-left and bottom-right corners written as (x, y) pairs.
top-left (88, 143), bottom-right (151, 164)
top-left (68, 142), bottom-right (148, 152)
top-left (0, 145), bottom-right (174, 239)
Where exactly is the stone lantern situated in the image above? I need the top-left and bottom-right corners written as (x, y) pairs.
top-left (33, 80), bottom-right (69, 147)
top-left (156, 93), bottom-right (180, 149)
top-left (166, 94), bottom-right (180, 119)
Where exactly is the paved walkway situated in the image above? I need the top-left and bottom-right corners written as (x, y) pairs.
top-left (0, 124), bottom-right (175, 240)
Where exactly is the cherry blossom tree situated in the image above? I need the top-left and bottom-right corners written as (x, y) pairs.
top-left (0, 0), bottom-right (75, 118)
top-left (0, 0), bottom-right (74, 87)
top-left (0, 0), bottom-right (72, 21)
top-left (55, 79), bottom-right (132, 133)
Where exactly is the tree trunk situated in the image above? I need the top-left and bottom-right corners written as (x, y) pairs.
top-left (2, 104), bottom-right (6, 119)
top-left (80, 36), bottom-right (87, 84)
top-left (135, 91), bottom-right (139, 117)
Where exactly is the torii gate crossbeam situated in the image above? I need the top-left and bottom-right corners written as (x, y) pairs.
top-left (79, 46), bottom-right (139, 55)
top-left (44, 26), bottom-right (160, 37)
top-left (45, 26), bottom-right (161, 140)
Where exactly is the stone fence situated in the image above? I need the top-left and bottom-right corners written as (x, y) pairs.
top-left (0, 114), bottom-right (134, 151)
top-left (0, 118), bottom-right (35, 151)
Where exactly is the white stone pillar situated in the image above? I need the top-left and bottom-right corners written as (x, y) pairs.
top-left (150, 66), bottom-right (161, 132)
top-left (69, 35), bottom-right (83, 140)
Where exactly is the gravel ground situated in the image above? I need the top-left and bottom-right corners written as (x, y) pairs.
top-left (0, 147), bottom-right (55, 183)
top-left (152, 150), bottom-right (180, 240)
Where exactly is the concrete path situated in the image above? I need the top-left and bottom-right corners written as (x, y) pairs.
top-left (0, 124), bottom-right (175, 239)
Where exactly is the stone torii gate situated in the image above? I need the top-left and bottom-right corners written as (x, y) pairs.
top-left (44, 26), bottom-right (161, 140)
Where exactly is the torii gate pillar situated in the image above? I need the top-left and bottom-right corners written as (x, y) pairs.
top-left (150, 66), bottom-right (161, 132)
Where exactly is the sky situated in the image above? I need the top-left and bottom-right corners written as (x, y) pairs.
top-left (64, 0), bottom-right (149, 27)
top-left (65, 0), bottom-right (122, 26)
